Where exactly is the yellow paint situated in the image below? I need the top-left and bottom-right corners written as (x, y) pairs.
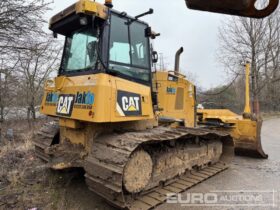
top-left (153, 71), bottom-right (195, 127)
top-left (59, 118), bottom-right (82, 129)
top-left (197, 61), bottom-right (266, 156)
top-left (197, 109), bottom-right (260, 146)
top-left (60, 126), bottom-right (87, 146)
top-left (128, 105), bottom-right (137, 111)
top-left (44, 1), bottom-right (261, 158)
top-left (52, 162), bottom-right (72, 170)
top-left (41, 73), bottom-right (154, 123)
top-left (244, 63), bottom-right (251, 114)
top-left (75, 0), bottom-right (108, 19)
top-left (197, 62), bottom-right (261, 148)
top-left (49, 0), bottom-right (109, 28)
top-left (41, 70), bottom-right (197, 129)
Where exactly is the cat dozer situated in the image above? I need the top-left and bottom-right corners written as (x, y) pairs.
top-left (33, 0), bottom-right (272, 209)
top-left (197, 63), bottom-right (268, 159)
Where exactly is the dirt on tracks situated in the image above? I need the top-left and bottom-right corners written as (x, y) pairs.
top-left (0, 118), bottom-right (279, 210)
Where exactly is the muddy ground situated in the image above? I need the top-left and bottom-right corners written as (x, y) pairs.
top-left (0, 118), bottom-right (279, 210)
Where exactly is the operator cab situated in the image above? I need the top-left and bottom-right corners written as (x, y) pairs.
top-left (50, 3), bottom-right (153, 86)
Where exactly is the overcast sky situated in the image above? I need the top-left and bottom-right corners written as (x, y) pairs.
top-left (46, 0), bottom-right (231, 89)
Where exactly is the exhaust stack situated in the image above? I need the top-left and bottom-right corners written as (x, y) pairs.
top-left (174, 47), bottom-right (184, 73)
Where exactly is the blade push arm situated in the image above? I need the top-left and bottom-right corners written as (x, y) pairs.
top-left (244, 62), bottom-right (251, 114)
top-left (185, 0), bottom-right (279, 18)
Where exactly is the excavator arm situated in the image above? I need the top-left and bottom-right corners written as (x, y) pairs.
top-left (186, 0), bottom-right (279, 18)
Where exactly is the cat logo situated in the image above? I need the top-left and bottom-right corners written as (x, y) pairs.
top-left (56, 94), bottom-right (75, 116)
top-left (117, 90), bottom-right (142, 116)
top-left (122, 97), bottom-right (140, 111)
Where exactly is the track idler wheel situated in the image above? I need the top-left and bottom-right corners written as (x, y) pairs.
top-left (123, 150), bottom-right (153, 193)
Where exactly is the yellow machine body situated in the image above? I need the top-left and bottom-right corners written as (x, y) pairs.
top-left (41, 73), bottom-right (154, 123)
top-left (33, 1), bottom-right (271, 208)
top-left (153, 71), bottom-right (195, 127)
top-left (39, 70), bottom-right (199, 168)
top-left (39, 0), bottom-right (267, 161)
top-left (50, 0), bottom-right (109, 27)
top-left (41, 70), bottom-right (197, 126)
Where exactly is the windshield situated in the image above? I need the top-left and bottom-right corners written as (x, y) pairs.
top-left (61, 27), bottom-right (98, 72)
top-left (109, 13), bottom-right (150, 83)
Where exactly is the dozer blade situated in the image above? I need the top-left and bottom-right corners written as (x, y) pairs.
top-left (234, 120), bottom-right (268, 159)
top-left (220, 62), bottom-right (267, 158)
top-left (197, 109), bottom-right (268, 159)
top-left (185, 0), bottom-right (279, 18)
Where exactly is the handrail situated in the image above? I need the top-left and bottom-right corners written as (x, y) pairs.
top-left (55, 77), bottom-right (75, 91)
top-left (168, 71), bottom-right (186, 78)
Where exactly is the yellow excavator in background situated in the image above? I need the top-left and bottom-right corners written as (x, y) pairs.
top-left (33, 0), bottom-right (276, 209)
top-left (197, 63), bottom-right (268, 158)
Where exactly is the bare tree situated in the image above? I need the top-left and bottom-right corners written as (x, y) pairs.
top-left (0, 0), bottom-right (56, 121)
top-left (217, 7), bottom-right (280, 113)
top-left (0, 0), bottom-right (51, 52)
top-left (15, 36), bottom-right (62, 120)
top-left (0, 57), bottom-right (20, 121)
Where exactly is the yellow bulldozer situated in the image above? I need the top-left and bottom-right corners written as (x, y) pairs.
top-left (34, 0), bottom-right (276, 209)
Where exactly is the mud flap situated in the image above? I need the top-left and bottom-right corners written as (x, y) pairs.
top-left (234, 120), bottom-right (268, 159)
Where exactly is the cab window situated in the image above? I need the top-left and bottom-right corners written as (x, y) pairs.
top-left (109, 13), bottom-right (150, 83)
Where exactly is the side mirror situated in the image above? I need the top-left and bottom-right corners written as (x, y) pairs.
top-left (145, 27), bottom-right (160, 39)
top-left (152, 51), bottom-right (158, 63)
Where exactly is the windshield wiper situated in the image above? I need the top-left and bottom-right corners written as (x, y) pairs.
top-left (94, 28), bottom-right (107, 70)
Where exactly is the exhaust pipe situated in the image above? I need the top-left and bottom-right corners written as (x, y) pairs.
top-left (174, 47), bottom-right (184, 73)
